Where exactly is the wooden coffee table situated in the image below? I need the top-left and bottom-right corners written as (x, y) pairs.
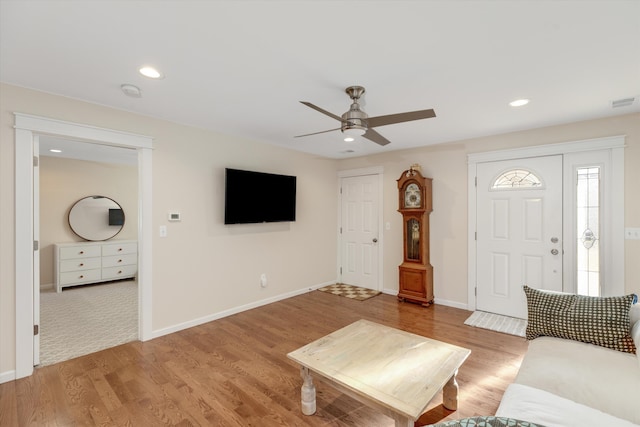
top-left (287, 319), bottom-right (471, 427)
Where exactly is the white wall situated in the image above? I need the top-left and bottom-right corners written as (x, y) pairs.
top-left (0, 83), bottom-right (339, 377)
top-left (337, 113), bottom-right (640, 305)
top-left (39, 156), bottom-right (138, 286)
top-left (3, 82), bottom-right (638, 380)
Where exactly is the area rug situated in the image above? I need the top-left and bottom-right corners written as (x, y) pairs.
top-left (464, 311), bottom-right (527, 337)
top-left (317, 283), bottom-right (381, 301)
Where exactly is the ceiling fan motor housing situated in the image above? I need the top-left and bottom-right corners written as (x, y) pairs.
top-left (342, 86), bottom-right (368, 134)
top-left (341, 105), bottom-right (368, 134)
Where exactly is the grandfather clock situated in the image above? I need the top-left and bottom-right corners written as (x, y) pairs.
top-left (397, 165), bottom-right (434, 307)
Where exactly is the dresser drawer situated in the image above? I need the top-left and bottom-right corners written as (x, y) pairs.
top-left (59, 245), bottom-right (101, 260)
top-left (59, 257), bottom-right (101, 273)
top-left (59, 268), bottom-right (102, 286)
top-left (102, 264), bottom-right (137, 281)
top-left (102, 242), bottom-right (137, 256)
top-left (102, 253), bottom-right (137, 268)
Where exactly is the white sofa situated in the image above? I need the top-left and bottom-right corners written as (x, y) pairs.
top-left (496, 303), bottom-right (640, 427)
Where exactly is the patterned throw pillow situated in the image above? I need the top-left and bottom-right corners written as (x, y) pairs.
top-left (523, 285), bottom-right (637, 354)
top-left (426, 416), bottom-right (544, 427)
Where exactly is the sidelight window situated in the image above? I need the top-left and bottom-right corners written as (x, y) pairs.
top-left (576, 167), bottom-right (601, 296)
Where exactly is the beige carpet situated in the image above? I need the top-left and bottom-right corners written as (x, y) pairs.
top-left (317, 283), bottom-right (381, 301)
top-left (464, 311), bottom-right (527, 337)
top-left (39, 280), bottom-right (138, 366)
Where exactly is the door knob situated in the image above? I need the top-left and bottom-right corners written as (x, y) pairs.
top-left (551, 237), bottom-right (559, 243)
top-left (372, 238), bottom-right (378, 243)
top-left (551, 249), bottom-right (559, 255)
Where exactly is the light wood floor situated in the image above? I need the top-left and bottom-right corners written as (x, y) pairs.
top-left (0, 290), bottom-right (528, 426)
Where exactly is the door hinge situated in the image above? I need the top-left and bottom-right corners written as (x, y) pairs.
top-left (340, 266), bottom-right (342, 274)
top-left (474, 231), bottom-right (477, 241)
top-left (340, 227), bottom-right (342, 234)
top-left (33, 240), bottom-right (39, 251)
top-left (340, 187), bottom-right (343, 194)
top-left (475, 286), bottom-right (477, 296)
top-left (475, 176), bottom-right (477, 187)
top-left (34, 324), bottom-right (39, 336)
top-left (33, 156), bottom-right (39, 167)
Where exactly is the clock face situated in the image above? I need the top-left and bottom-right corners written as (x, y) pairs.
top-left (404, 183), bottom-right (421, 208)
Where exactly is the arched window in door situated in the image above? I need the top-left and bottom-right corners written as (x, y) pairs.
top-left (491, 169), bottom-right (542, 189)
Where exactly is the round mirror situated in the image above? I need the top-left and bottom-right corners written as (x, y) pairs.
top-left (68, 195), bottom-right (125, 241)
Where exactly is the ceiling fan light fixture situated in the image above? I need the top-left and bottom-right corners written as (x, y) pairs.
top-left (343, 126), bottom-right (366, 137)
top-left (344, 136), bottom-right (355, 142)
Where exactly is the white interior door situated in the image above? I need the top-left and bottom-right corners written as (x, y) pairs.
top-left (476, 156), bottom-right (563, 318)
top-left (340, 174), bottom-right (379, 290)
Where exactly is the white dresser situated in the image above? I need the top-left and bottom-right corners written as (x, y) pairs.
top-left (53, 240), bottom-right (137, 292)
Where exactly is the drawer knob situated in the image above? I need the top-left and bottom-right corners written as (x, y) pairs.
top-left (79, 251), bottom-right (84, 254)
top-left (79, 263), bottom-right (84, 267)
top-left (79, 275), bottom-right (84, 279)
top-left (118, 259), bottom-right (123, 263)
top-left (117, 270), bottom-right (122, 274)
top-left (118, 248), bottom-right (123, 252)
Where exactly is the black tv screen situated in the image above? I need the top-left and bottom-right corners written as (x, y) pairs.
top-left (224, 168), bottom-right (297, 224)
top-left (108, 208), bottom-right (124, 226)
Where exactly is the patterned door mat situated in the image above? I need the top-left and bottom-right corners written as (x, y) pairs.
top-left (464, 311), bottom-right (527, 337)
top-left (317, 283), bottom-right (381, 301)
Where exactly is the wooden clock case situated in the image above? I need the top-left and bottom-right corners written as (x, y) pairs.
top-left (397, 167), bottom-right (434, 307)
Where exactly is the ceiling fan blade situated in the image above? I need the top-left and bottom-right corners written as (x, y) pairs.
top-left (367, 109), bottom-right (436, 128)
top-left (294, 127), bottom-right (342, 138)
top-left (300, 101), bottom-right (346, 123)
top-left (363, 128), bottom-right (391, 146)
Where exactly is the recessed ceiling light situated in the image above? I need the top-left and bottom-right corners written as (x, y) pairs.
top-left (509, 99), bottom-right (530, 107)
top-left (344, 137), bottom-right (355, 142)
top-left (139, 66), bottom-right (163, 79)
top-left (49, 149), bottom-right (62, 153)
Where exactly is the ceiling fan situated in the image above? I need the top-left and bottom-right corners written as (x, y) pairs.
top-left (296, 85), bottom-right (436, 146)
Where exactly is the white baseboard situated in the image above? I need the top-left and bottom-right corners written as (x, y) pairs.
top-left (151, 280), bottom-right (336, 339)
top-left (434, 298), bottom-right (468, 310)
top-left (382, 287), bottom-right (396, 296)
top-left (40, 282), bottom-right (54, 291)
top-left (0, 370), bottom-right (16, 384)
top-left (383, 288), bottom-right (468, 310)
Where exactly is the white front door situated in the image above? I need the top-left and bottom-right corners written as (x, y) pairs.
top-left (340, 174), bottom-right (380, 290)
top-left (476, 156), bottom-right (563, 318)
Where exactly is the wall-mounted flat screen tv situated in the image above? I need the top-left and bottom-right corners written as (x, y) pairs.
top-left (224, 168), bottom-right (297, 224)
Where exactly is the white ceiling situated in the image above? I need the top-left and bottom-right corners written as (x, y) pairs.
top-left (1, 1), bottom-right (639, 160)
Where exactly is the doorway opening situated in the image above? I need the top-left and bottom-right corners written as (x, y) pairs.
top-left (38, 140), bottom-right (139, 365)
top-left (14, 113), bottom-right (153, 379)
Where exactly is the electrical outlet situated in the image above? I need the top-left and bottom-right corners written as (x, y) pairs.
top-left (260, 273), bottom-right (267, 288)
top-left (625, 227), bottom-right (640, 240)
top-left (159, 225), bottom-right (167, 238)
